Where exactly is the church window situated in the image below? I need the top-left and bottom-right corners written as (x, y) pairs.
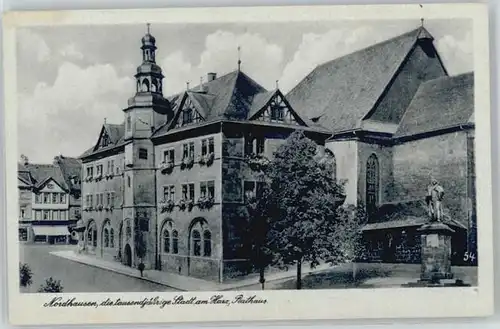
top-left (139, 148), bottom-right (148, 160)
top-left (366, 154), bottom-right (380, 216)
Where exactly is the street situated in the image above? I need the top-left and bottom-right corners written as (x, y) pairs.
top-left (19, 244), bottom-right (176, 293)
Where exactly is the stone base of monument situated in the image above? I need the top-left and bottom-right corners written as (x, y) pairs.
top-left (401, 221), bottom-right (471, 287)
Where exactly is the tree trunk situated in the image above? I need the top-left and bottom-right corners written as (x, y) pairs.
top-left (296, 259), bottom-right (302, 290)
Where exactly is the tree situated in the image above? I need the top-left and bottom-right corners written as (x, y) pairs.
top-left (38, 277), bottom-right (63, 293)
top-left (252, 131), bottom-right (347, 289)
top-left (19, 263), bottom-right (33, 288)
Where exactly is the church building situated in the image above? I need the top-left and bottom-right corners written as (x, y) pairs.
top-left (79, 24), bottom-right (476, 282)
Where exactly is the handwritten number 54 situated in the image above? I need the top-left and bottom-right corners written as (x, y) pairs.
top-left (463, 252), bottom-right (476, 262)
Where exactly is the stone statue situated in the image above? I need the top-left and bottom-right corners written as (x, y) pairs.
top-left (426, 178), bottom-right (444, 221)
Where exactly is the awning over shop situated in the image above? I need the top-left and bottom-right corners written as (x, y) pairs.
top-left (32, 226), bottom-right (69, 236)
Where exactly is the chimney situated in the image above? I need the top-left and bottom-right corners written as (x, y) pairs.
top-left (207, 72), bottom-right (217, 82)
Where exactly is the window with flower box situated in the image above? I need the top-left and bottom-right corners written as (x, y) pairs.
top-left (182, 183), bottom-right (195, 201)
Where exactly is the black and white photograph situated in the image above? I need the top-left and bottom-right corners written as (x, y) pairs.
top-left (3, 3), bottom-right (494, 325)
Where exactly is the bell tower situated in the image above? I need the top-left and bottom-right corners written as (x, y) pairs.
top-left (122, 24), bottom-right (171, 270)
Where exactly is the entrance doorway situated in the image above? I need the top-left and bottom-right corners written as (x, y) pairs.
top-left (124, 244), bottom-right (132, 267)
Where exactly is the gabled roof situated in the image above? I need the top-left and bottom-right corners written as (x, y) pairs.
top-left (394, 72), bottom-right (474, 138)
top-left (19, 163), bottom-right (68, 192)
top-left (153, 70), bottom-right (317, 137)
top-left (80, 123), bottom-right (126, 158)
top-left (286, 27), bottom-right (443, 133)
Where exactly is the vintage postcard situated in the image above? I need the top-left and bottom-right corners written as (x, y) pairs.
top-left (2, 3), bottom-right (494, 326)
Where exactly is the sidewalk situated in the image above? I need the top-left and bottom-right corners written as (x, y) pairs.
top-left (50, 250), bottom-right (333, 291)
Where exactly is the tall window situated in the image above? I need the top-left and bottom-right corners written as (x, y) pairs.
top-left (203, 230), bottom-right (212, 257)
top-left (59, 193), bottom-right (65, 203)
top-left (126, 114), bottom-right (131, 131)
top-left (182, 183), bottom-right (195, 201)
top-left (163, 185), bottom-right (175, 201)
top-left (182, 142), bottom-right (195, 159)
top-left (163, 230), bottom-right (170, 253)
top-left (201, 137), bottom-right (215, 156)
top-left (200, 181), bottom-right (215, 199)
top-left (161, 222), bottom-right (178, 254)
top-left (110, 228), bottom-right (115, 248)
top-left (163, 149), bottom-right (174, 163)
top-left (172, 230), bottom-right (179, 254)
top-left (104, 228), bottom-right (110, 247)
top-left (52, 193), bottom-right (58, 204)
top-left (366, 154), bottom-right (380, 216)
top-left (86, 166), bottom-right (94, 178)
top-left (43, 210), bottom-right (50, 220)
top-left (192, 230), bottom-right (201, 256)
top-left (87, 221), bottom-right (97, 247)
top-left (35, 194), bottom-right (41, 203)
top-left (96, 164), bottom-right (103, 176)
top-left (139, 148), bottom-right (148, 160)
top-left (43, 193), bottom-right (49, 203)
top-left (244, 135), bottom-right (265, 155)
top-left (182, 108), bottom-right (193, 125)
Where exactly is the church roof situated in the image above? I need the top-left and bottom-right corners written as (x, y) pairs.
top-left (286, 27), bottom-right (439, 133)
top-left (394, 72), bottom-right (474, 138)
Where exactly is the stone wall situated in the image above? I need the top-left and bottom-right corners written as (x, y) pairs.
top-left (390, 132), bottom-right (469, 227)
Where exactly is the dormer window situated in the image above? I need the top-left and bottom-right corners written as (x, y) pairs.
top-left (176, 97), bottom-right (204, 128)
top-left (182, 108), bottom-right (193, 125)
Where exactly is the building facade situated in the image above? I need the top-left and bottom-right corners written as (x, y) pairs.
top-left (18, 155), bottom-right (82, 244)
top-left (79, 24), bottom-right (477, 282)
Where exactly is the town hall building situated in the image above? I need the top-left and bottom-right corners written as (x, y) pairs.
top-left (78, 24), bottom-right (476, 282)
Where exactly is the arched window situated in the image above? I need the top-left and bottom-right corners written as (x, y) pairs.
top-left (172, 230), bottom-right (179, 254)
top-left (203, 230), bottom-right (212, 257)
top-left (142, 78), bottom-right (150, 92)
top-left (163, 230), bottom-right (170, 253)
top-left (152, 79), bottom-right (158, 93)
top-left (104, 228), bottom-right (109, 248)
top-left (110, 228), bottom-right (115, 248)
top-left (366, 154), bottom-right (380, 215)
top-left (192, 230), bottom-right (201, 256)
top-left (87, 221), bottom-right (97, 247)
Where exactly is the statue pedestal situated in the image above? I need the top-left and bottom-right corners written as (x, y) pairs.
top-left (417, 222), bottom-right (455, 283)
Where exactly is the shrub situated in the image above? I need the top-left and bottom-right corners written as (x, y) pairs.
top-left (38, 277), bottom-right (64, 293)
top-left (19, 263), bottom-right (33, 287)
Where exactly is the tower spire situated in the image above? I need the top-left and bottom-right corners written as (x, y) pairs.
top-left (237, 46), bottom-right (241, 71)
top-left (421, 18), bottom-right (424, 27)
top-left (147, 22), bottom-right (151, 34)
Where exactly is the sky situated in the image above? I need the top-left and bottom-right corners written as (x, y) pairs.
top-left (16, 19), bottom-right (473, 163)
